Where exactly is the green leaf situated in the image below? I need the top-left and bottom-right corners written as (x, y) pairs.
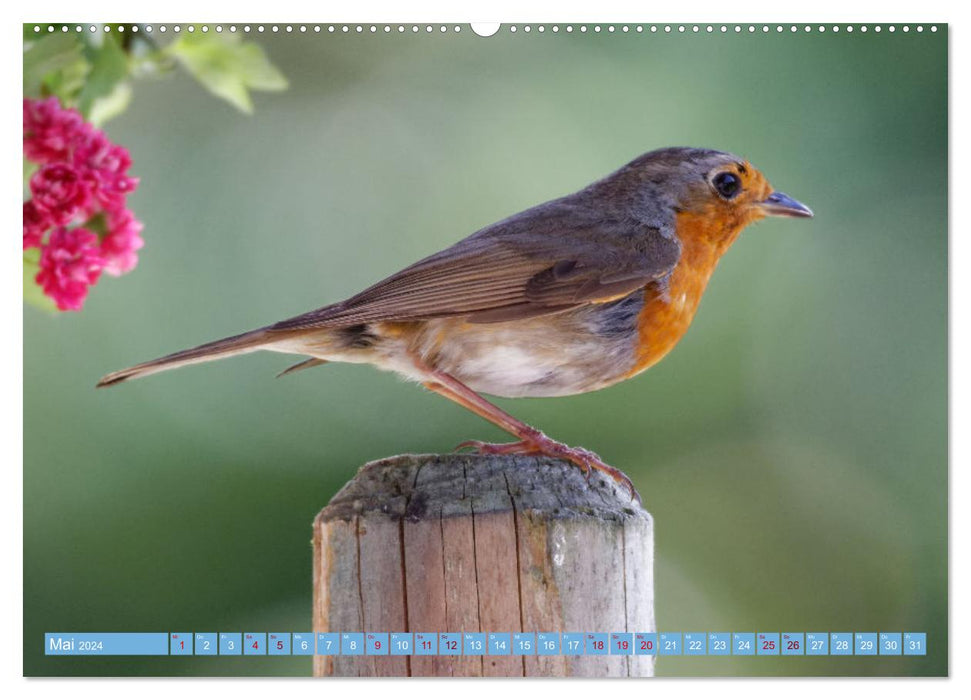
top-left (78, 34), bottom-right (129, 119)
top-left (202, 72), bottom-right (253, 114)
top-left (166, 34), bottom-right (287, 114)
top-left (233, 42), bottom-right (288, 91)
top-left (87, 81), bottom-right (133, 127)
top-left (23, 33), bottom-right (87, 99)
top-left (24, 160), bottom-right (38, 195)
top-left (42, 54), bottom-right (90, 105)
top-left (129, 46), bottom-right (177, 78)
top-left (23, 249), bottom-right (57, 313)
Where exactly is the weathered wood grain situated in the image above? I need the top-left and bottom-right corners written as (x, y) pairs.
top-left (313, 454), bottom-right (655, 677)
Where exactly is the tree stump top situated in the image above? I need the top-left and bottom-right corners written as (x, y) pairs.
top-left (313, 454), bottom-right (655, 677)
top-left (317, 453), bottom-right (648, 524)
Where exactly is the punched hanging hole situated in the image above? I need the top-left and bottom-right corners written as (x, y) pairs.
top-left (471, 23), bottom-right (501, 37)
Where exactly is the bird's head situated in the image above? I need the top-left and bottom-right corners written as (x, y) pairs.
top-left (612, 147), bottom-right (813, 251)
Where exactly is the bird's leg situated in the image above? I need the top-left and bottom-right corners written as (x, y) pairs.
top-left (418, 365), bottom-right (639, 501)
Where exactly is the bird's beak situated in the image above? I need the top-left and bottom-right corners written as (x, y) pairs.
top-left (758, 191), bottom-right (814, 218)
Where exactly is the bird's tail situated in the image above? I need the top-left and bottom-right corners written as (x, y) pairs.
top-left (96, 328), bottom-right (276, 388)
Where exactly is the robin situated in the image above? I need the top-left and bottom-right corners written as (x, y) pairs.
top-left (98, 147), bottom-right (812, 498)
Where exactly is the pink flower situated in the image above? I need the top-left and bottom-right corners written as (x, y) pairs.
top-left (23, 200), bottom-right (49, 249)
top-left (23, 97), bottom-right (86, 164)
top-left (30, 163), bottom-right (91, 226)
top-left (73, 129), bottom-right (139, 211)
top-left (100, 209), bottom-right (145, 276)
top-left (35, 227), bottom-right (105, 311)
top-left (23, 97), bottom-right (143, 311)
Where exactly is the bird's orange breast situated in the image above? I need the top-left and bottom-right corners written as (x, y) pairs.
top-left (629, 210), bottom-right (741, 377)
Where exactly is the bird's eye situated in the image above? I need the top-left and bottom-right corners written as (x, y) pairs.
top-left (712, 172), bottom-right (742, 199)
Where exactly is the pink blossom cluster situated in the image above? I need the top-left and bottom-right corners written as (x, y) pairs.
top-left (23, 97), bottom-right (143, 311)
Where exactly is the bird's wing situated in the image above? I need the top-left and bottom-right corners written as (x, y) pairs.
top-left (270, 200), bottom-right (681, 331)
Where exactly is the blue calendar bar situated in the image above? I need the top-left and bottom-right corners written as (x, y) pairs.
top-left (562, 633), bottom-right (584, 655)
top-left (341, 633), bottom-right (364, 655)
top-left (831, 632), bottom-right (853, 656)
top-left (610, 633), bottom-right (633, 655)
top-left (170, 633), bottom-right (192, 656)
top-left (464, 632), bottom-right (486, 655)
top-left (904, 633), bottom-right (927, 655)
top-left (292, 633), bottom-right (314, 655)
top-left (195, 633), bottom-right (217, 656)
top-left (439, 633), bottom-right (461, 655)
top-left (684, 632), bottom-right (706, 656)
top-left (415, 633), bottom-right (437, 655)
top-left (635, 632), bottom-right (657, 655)
top-left (268, 633), bottom-right (290, 655)
top-left (782, 633), bottom-right (804, 656)
top-left (879, 633), bottom-right (902, 655)
top-left (488, 633), bottom-right (511, 655)
top-left (366, 632), bottom-right (388, 655)
top-left (585, 633), bottom-right (608, 655)
top-left (390, 632), bottom-right (413, 655)
top-left (45, 633), bottom-right (168, 655)
top-left (537, 632), bottom-right (559, 655)
top-left (659, 632), bottom-right (681, 655)
top-left (855, 633), bottom-right (878, 656)
top-left (514, 632), bottom-right (536, 655)
top-left (806, 632), bottom-right (828, 655)
top-left (316, 632), bottom-right (339, 654)
top-left (708, 633), bottom-right (730, 656)
top-left (757, 633), bottom-right (780, 656)
top-left (733, 633), bottom-right (755, 655)
top-left (44, 630), bottom-right (928, 656)
top-left (244, 633), bottom-right (266, 655)
top-left (219, 632), bottom-right (241, 655)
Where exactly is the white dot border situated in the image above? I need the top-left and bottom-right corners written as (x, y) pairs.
top-left (29, 23), bottom-right (942, 36)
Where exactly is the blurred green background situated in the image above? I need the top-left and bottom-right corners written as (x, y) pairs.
top-left (24, 26), bottom-right (946, 676)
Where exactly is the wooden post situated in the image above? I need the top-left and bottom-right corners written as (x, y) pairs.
top-left (312, 454), bottom-right (655, 677)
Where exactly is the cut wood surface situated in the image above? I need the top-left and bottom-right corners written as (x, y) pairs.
top-left (312, 454), bottom-right (655, 677)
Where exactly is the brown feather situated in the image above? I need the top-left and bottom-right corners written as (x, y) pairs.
top-left (96, 329), bottom-right (274, 387)
top-left (276, 357), bottom-right (329, 378)
top-left (269, 201), bottom-right (681, 330)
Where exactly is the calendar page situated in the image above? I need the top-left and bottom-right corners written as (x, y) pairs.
top-left (21, 11), bottom-right (948, 681)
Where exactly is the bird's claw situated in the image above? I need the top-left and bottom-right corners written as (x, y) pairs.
top-left (453, 436), bottom-right (640, 503)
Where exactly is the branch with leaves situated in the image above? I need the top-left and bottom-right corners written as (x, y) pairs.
top-left (23, 24), bottom-right (287, 311)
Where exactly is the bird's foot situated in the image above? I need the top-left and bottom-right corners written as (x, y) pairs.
top-left (455, 435), bottom-right (640, 503)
